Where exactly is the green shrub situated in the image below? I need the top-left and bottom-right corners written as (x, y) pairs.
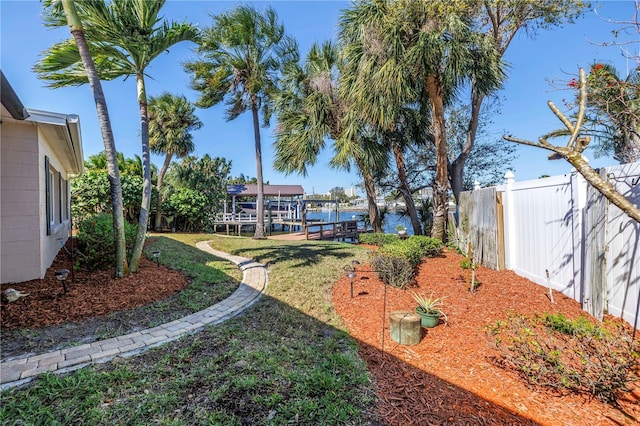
top-left (163, 188), bottom-right (211, 232)
top-left (358, 232), bottom-right (399, 246)
top-left (489, 314), bottom-right (640, 404)
top-left (378, 237), bottom-right (440, 267)
top-left (405, 235), bottom-right (443, 258)
top-left (369, 253), bottom-right (414, 289)
top-left (362, 234), bottom-right (442, 289)
top-left (71, 169), bottom-right (145, 225)
top-left (75, 213), bottom-right (138, 271)
top-left (378, 241), bottom-right (421, 267)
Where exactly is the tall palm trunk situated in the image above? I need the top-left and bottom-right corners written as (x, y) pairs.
top-left (61, 0), bottom-right (128, 277)
top-left (449, 89), bottom-right (484, 203)
top-left (391, 144), bottom-right (422, 235)
top-left (251, 100), bottom-right (266, 239)
top-left (427, 76), bottom-right (449, 241)
top-left (360, 167), bottom-right (382, 233)
top-left (154, 153), bottom-right (173, 231)
top-left (129, 73), bottom-right (152, 272)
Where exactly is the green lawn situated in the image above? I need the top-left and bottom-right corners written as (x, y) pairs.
top-left (0, 234), bottom-right (375, 425)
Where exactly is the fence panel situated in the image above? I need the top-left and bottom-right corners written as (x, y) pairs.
top-left (456, 166), bottom-right (640, 329)
top-left (504, 175), bottom-right (581, 301)
top-left (457, 188), bottom-right (499, 269)
top-left (583, 178), bottom-right (607, 321)
top-left (603, 163), bottom-right (640, 330)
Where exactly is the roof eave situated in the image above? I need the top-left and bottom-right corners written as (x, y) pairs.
top-left (26, 108), bottom-right (84, 176)
top-left (0, 70), bottom-right (30, 120)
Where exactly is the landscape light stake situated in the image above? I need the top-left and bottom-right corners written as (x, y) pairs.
top-left (347, 271), bottom-right (357, 298)
top-left (152, 250), bottom-right (161, 268)
top-left (381, 280), bottom-right (387, 360)
top-left (344, 259), bottom-right (387, 359)
top-left (55, 269), bottom-right (70, 294)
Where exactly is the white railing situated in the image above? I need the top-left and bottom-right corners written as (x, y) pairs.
top-left (216, 210), bottom-right (298, 223)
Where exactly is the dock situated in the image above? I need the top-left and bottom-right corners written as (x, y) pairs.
top-left (212, 214), bottom-right (363, 242)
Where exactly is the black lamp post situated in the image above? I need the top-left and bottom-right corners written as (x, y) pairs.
top-left (152, 250), bottom-right (161, 268)
top-left (55, 269), bottom-right (70, 293)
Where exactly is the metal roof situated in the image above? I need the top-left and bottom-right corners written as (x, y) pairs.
top-left (227, 184), bottom-right (304, 197)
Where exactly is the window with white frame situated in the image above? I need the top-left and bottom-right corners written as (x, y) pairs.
top-left (45, 156), bottom-right (68, 235)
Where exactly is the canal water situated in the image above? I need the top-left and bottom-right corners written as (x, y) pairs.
top-left (305, 209), bottom-right (413, 235)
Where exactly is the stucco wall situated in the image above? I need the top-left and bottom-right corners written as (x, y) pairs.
top-left (38, 127), bottom-right (71, 280)
top-left (1, 122), bottom-right (41, 283)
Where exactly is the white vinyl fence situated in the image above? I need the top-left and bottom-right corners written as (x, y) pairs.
top-left (455, 162), bottom-right (640, 330)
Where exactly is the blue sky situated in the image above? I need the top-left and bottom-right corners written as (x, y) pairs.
top-left (1, 0), bottom-right (637, 196)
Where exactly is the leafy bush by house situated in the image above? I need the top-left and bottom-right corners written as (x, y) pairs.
top-left (488, 313), bottom-right (639, 404)
top-left (162, 188), bottom-right (211, 232)
top-left (75, 213), bottom-right (138, 271)
top-left (71, 169), bottom-right (151, 225)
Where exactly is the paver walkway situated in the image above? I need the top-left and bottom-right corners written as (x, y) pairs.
top-left (0, 241), bottom-right (267, 391)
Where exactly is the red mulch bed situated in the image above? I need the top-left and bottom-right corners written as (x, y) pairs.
top-left (332, 247), bottom-right (640, 425)
top-left (1, 249), bottom-right (188, 329)
top-left (2, 243), bottom-right (638, 425)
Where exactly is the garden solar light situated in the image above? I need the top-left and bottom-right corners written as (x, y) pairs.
top-left (55, 269), bottom-right (70, 293)
top-left (347, 271), bottom-right (357, 298)
top-left (152, 250), bottom-right (161, 268)
top-left (343, 263), bottom-right (359, 298)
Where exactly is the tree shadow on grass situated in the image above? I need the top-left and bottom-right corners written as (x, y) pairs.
top-left (1, 293), bottom-right (542, 425)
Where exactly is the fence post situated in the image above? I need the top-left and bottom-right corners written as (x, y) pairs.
top-left (571, 169), bottom-right (587, 303)
top-left (503, 171), bottom-right (516, 270)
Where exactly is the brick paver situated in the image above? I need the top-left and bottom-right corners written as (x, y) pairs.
top-left (0, 241), bottom-right (267, 391)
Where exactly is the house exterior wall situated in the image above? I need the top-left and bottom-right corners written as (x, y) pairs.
top-left (0, 122), bottom-right (72, 284)
top-left (38, 127), bottom-right (72, 280)
top-left (1, 122), bottom-right (41, 283)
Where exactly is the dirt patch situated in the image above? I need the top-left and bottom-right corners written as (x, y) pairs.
top-left (332, 248), bottom-right (640, 425)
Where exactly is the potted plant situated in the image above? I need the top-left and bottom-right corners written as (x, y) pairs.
top-left (396, 224), bottom-right (407, 237)
top-left (412, 292), bottom-right (447, 328)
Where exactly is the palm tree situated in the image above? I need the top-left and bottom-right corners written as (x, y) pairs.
top-left (148, 93), bottom-right (202, 231)
top-left (85, 151), bottom-right (147, 177)
top-left (339, 0), bottom-right (502, 240)
top-left (35, 0), bottom-right (198, 271)
top-left (273, 41), bottom-right (389, 233)
top-left (40, 0), bottom-right (128, 277)
top-left (185, 5), bottom-right (298, 239)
